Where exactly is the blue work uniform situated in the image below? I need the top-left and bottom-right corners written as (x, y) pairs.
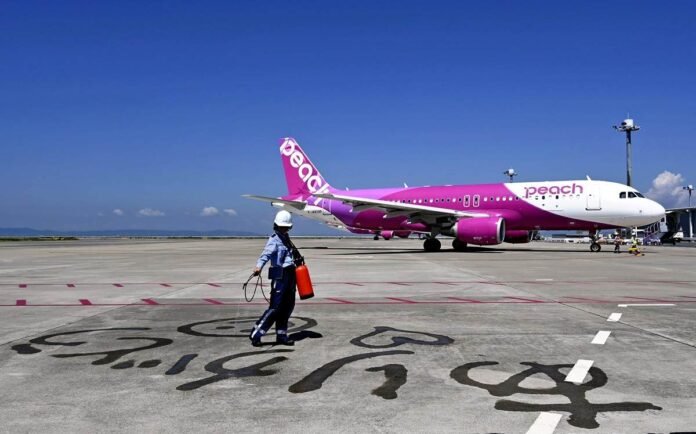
top-left (249, 231), bottom-right (297, 341)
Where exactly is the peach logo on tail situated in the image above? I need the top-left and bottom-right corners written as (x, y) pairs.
top-left (280, 138), bottom-right (330, 196)
top-left (524, 183), bottom-right (583, 198)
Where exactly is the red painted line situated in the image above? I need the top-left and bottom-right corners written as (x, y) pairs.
top-left (207, 283), bottom-right (221, 288)
top-left (67, 284), bottom-right (76, 288)
top-left (160, 283), bottom-right (172, 287)
top-left (113, 284), bottom-right (123, 287)
top-left (446, 297), bottom-right (482, 303)
top-left (623, 296), bottom-right (676, 302)
top-left (385, 297), bottom-right (417, 303)
top-left (16, 299), bottom-right (26, 306)
top-left (387, 282), bottom-right (411, 286)
top-left (79, 299), bottom-right (93, 305)
top-left (203, 298), bottom-right (224, 305)
top-left (19, 284), bottom-right (27, 288)
top-left (503, 296), bottom-right (545, 303)
top-left (325, 297), bottom-right (356, 304)
top-left (344, 282), bottom-right (364, 287)
top-left (562, 296), bottom-right (609, 302)
top-left (142, 298), bottom-right (159, 305)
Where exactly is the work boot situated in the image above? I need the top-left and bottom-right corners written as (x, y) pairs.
top-left (250, 336), bottom-right (262, 347)
top-left (275, 336), bottom-right (294, 346)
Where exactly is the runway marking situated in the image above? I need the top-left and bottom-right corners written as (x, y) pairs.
top-left (565, 359), bottom-right (593, 384)
top-left (325, 297), bottom-right (356, 304)
top-left (607, 313), bottom-right (622, 322)
top-left (344, 282), bottom-right (364, 286)
top-left (67, 284), bottom-right (75, 288)
top-left (526, 412), bottom-right (562, 434)
top-left (617, 304), bottom-right (675, 307)
top-left (385, 297), bottom-right (417, 304)
top-left (203, 298), bottom-right (224, 305)
top-left (535, 278), bottom-right (554, 282)
top-left (387, 282), bottom-right (411, 286)
top-left (160, 283), bottom-right (172, 287)
top-left (16, 299), bottom-right (26, 306)
top-left (113, 284), bottom-right (123, 287)
top-left (435, 281), bottom-right (457, 286)
top-left (142, 298), bottom-right (159, 305)
top-left (591, 331), bottom-right (611, 345)
top-left (78, 299), bottom-right (92, 305)
top-left (18, 284), bottom-right (27, 288)
top-left (446, 297), bottom-right (482, 303)
top-left (206, 283), bottom-right (221, 288)
top-left (503, 296), bottom-right (544, 303)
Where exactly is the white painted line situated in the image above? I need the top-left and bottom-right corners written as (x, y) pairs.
top-left (565, 359), bottom-right (593, 384)
top-left (526, 412), bottom-right (562, 434)
top-left (535, 278), bottom-right (554, 281)
top-left (607, 312), bottom-right (622, 322)
top-left (591, 331), bottom-right (611, 345)
top-left (617, 303), bottom-right (675, 307)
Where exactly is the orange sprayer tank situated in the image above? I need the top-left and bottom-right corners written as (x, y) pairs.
top-left (295, 264), bottom-right (314, 300)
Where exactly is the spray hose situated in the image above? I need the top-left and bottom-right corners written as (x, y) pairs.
top-left (242, 273), bottom-right (269, 303)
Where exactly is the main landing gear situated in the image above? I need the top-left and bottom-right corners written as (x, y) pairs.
top-left (452, 238), bottom-right (468, 251)
top-left (423, 237), bottom-right (441, 252)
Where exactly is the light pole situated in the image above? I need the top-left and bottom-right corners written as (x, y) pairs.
top-left (503, 168), bottom-right (517, 182)
top-left (613, 118), bottom-right (640, 187)
top-left (685, 185), bottom-right (694, 240)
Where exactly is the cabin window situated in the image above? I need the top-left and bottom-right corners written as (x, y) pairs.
top-left (483, 197), bottom-right (488, 202)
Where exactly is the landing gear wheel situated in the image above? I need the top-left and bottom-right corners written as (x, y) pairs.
top-left (373, 235), bottom-right (379, 241)
top-left (424, 238), bottom-right (441, 252)
top-left (452, 239), bottom-right (468, 251)
top-left (590, 242), bottom-right (601, 252)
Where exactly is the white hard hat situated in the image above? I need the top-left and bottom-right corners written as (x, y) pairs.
top-left (274, 210), bottom-right (293, 227)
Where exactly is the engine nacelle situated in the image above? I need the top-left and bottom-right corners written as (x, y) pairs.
top-left (452, 217), bottom-right (505, 246)
top-left (381, 230), bottom-right (394, 240)
top-left (504, 229), bottom-right (533, 244)
top-left (394, 231), bottom-right (411, 239)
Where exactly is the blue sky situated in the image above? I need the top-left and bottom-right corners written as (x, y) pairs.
top-left (2, 1), bottom-right (695, 234)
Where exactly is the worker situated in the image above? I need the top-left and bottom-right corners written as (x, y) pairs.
top-left (628, 236), bottom-right (641, 256)
top-left (613, 235), bottom-right (622, 253)
top-left (249, 210), bottom-right (299, 347)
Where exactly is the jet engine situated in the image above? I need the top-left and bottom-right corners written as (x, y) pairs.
top-left (504, 229), bottom-right (533, 244)
top-left (394, 231), bottom-right (411, 239)
top-left (381, 231), bottom-right (394, 240)
top-left (451, 217), bottom-right (505, 245)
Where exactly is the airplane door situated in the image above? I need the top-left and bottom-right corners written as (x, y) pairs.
top-left (585, 185), bottom-right (601, 210)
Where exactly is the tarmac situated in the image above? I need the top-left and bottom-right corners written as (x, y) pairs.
top-left (1, 238), bottom-right (695, 433)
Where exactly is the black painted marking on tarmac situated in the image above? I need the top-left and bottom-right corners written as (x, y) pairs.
top-left (166, 354), bottom-right (198, 375)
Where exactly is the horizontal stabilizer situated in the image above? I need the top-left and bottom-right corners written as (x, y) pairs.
top-left (242, 194), bottom-right (307, 210)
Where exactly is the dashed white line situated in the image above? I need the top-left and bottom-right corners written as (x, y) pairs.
top-left (535, 278), bottom-right (554, 281)
top-left (607, 312), bottom-right (622, 322)
top-left (565, 359), bottom-right (594, 384)
top-left (617, 303), bottom-right (675, 307)
top-left (591, 331), bottom-right (611, 345)
top-left (525, 412), bottom-right (562, 434)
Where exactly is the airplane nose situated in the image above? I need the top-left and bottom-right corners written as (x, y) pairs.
top-left (647, 200), bottom-right (666, 221)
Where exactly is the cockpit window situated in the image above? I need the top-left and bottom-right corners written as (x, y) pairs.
top-left (619, 192), bottom-right (626, 199)
top-left (628, 192), bottom-right (637, 198)
top-left (635, 192), bottom-right (645, 198)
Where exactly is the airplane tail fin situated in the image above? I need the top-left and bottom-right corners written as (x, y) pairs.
top-left (279, 137), bottom-right (332, 197)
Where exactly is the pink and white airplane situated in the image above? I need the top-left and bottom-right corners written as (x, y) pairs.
top-left (245, 138), bottom-right (666, 252)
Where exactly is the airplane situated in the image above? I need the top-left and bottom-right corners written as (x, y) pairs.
top-left (245, 138), bottom-right (666, 252)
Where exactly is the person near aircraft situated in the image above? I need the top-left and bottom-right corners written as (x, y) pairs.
top-left (249, 210), bottom-right (299, 347)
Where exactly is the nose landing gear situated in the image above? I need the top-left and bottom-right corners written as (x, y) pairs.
top-left (589, 229), bottom-right (601, 252)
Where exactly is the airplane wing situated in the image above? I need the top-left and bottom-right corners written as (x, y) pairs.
top-left (242, 194), bottom-right (307, 210)
top-left (314, 193), bottom-right (489, 222)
